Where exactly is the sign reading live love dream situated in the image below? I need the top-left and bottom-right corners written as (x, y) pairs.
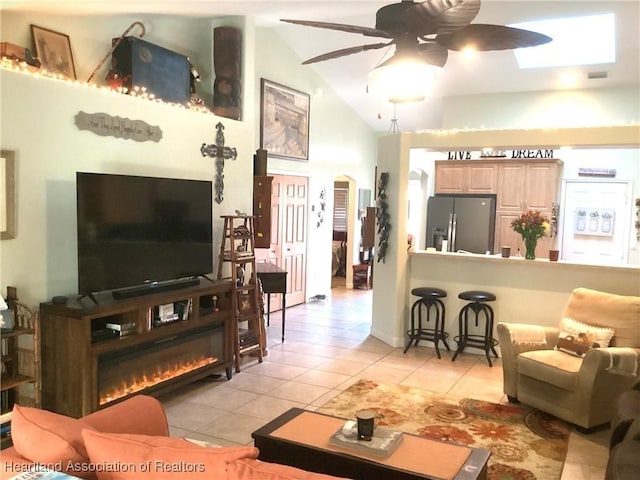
top-left (74, 111), bottom-right (163, 142)
top-left (448, 149), bottom-right (554, 160)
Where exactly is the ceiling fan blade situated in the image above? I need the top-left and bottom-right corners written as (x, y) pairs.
top-left (302, 42), bottom-right (392, 65)
top-left (417, 43), bottom-right (449, 67)
top-left (405, 0), bottom-right (481, 36)
top-left (378, 42), bottom-right (448, 69)
top-left (281, 19), bottom-right (392, 39)
top-left (436, 24), bottom-right (552, 51)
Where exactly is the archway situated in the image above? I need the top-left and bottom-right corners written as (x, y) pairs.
top-left (331, 175), bottom-right (356, 289)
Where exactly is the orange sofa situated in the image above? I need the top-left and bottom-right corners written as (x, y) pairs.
top-left (1, 395), bottom-right (346, 480)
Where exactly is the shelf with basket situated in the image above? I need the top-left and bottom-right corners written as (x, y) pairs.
top-left (1, 286), bottom-right (40, 450)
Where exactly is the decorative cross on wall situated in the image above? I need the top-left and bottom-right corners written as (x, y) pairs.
top-left (200, 122), bottom-right (238, 204)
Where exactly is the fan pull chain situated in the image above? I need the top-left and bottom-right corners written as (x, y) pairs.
top-left (389, 103), bottom-right (399, 133)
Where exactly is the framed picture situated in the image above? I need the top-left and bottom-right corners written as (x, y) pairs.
top-left (31, 24), bottom-right (76, 80)
top-left (260, 79), bottom-right (310, 161)
top-left (1, 150), bottom-right (16, 240)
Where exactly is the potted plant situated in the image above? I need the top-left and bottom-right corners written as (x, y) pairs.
top-left (511, 210), bottom-right (550, 260)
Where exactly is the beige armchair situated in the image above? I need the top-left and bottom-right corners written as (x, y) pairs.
top-left (497, 288), bottom-right (640, 431)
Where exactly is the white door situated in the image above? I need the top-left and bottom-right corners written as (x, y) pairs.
top-left (560, 180), bottom-right (632, 265)
top-left (254, 174), bottom-right (308, 308)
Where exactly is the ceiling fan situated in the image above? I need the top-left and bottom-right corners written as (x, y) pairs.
top-left (281, 0), bottom-right (552, 68)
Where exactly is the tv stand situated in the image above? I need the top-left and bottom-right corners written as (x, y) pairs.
top-left (78, 292), bottom-right (100, 305)
top-left (40, 279), bottom-right (234, 418)
top-left (112, 277), bottom-right (199, 300)
top-left (199, 274), bottom-right (216, 284)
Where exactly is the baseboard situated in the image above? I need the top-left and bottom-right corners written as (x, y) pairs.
top-left (369, 327), bottom-right (404, 348)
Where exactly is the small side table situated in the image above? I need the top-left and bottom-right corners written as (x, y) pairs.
top-left (256, 262), bottom-right (287, 342)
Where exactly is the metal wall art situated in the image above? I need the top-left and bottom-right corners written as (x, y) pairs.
top-left (74, 111), bottom-right (162, 142)
top-left (574, 207), bottom-right (615, 237)
top-left (316, 187), bottom-right (326, 228)
top-left (376, 172), bottom-right (390, 263)
top-left (201, 122), bottom-right (238, 204)
top-left (635, 198), bottom-right (640, 241)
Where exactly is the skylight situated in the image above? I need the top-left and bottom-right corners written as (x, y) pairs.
top-left (511, 13), bottom-right (615, 69)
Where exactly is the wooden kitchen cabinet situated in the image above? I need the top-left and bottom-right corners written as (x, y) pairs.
top-left (496, 163), bottom-right (526, 210)
top-left (525, 163), bottom-right (561, 211)
top-left (434, 161), bottom-right (498, 193)
top-left (495, 214), bottom-right (517, 254)
top-left (495, 160), bottom-right (562, 256)
top-left (434, 162), bottom-right (466, 193)
top-left (433, 159), bottom-right (562, 258)
top-left (467, 163), bottom-right (499, 193)
top-left (497, 161), bottom-right (560, 212)
top-left (494, 212), bottom-right (555, 258)
top-left (495, 212), bottom-right (554, 257)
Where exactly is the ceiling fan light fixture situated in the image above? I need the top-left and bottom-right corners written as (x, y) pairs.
top-left (367, 59), bottom-right (440, 104)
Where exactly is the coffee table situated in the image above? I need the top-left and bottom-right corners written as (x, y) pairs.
top-left (252, 408), bottom-right (490, 480)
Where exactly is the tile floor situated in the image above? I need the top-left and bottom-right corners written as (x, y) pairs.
top-left (159, 286), bottom-right (610, 479)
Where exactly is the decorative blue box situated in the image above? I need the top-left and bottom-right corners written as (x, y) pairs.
top-left (110, 37), bottom-right (190, 105)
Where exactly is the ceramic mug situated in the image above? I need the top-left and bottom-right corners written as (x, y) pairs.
top-left (356, 410), bottom-right (375, 441)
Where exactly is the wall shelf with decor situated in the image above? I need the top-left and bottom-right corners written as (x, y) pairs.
top-left (0, 56), bottom-right (213, 116)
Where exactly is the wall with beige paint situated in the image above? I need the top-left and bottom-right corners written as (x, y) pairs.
top-left (0, 12), bottom-right (378, 308)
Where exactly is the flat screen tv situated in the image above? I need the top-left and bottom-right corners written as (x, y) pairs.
top-left (77, 172), bottom-right (213, 297)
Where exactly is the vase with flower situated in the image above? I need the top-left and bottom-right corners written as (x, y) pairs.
top-left (510, 210), bottom-right (550, 260)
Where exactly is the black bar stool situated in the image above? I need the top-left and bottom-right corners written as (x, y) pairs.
top-left (404, 287), bottom-right (450, 358)
top-left (452, 290), bottom-right (499, 366)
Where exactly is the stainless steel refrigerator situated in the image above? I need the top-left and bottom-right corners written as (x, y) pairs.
top-left (426, 194), bottom-right (497, 254)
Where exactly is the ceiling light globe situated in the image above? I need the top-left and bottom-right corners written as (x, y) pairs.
top-left (368, 61), bottom-right (440, 104)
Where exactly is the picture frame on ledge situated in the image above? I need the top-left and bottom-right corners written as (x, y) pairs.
top-left (30, 24), bottom-right (76, 80)
top-left (260, 79), bottom-right (310, 161)
top-left (1, 150), bottom-right (16, 240)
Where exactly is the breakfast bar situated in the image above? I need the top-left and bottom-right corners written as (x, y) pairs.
top-left (408, 250), bottom-right (640, 338)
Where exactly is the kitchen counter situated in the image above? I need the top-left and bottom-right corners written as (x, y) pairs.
top-left (407, 250), bottom-right (639, 338)
top-left (410, 249), bottom-right (639, 272)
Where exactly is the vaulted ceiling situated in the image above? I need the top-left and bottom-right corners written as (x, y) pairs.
top-left (4, 1), bottom-right (639, 132)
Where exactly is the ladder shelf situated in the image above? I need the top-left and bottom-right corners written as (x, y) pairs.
top-left (217, 215), bottom-right (265, 372)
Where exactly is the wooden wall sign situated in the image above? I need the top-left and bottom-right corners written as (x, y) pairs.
top-left (212, 26), bottom-right (242, 120)
top-left (448, 151), bottom-right (472, 160)
top-left (578, 167), bottom-right (616, 177)
top-left (447, 149), bottom-right (554, 160)
top-left (74, 111), bottom-right (163, 142)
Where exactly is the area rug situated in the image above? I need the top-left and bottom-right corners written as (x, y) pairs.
top-left (317, 380), bottom-right (570, 480)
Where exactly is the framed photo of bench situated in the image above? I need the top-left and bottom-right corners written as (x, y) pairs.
top-left (260, 79), bottom-right (310, 161)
